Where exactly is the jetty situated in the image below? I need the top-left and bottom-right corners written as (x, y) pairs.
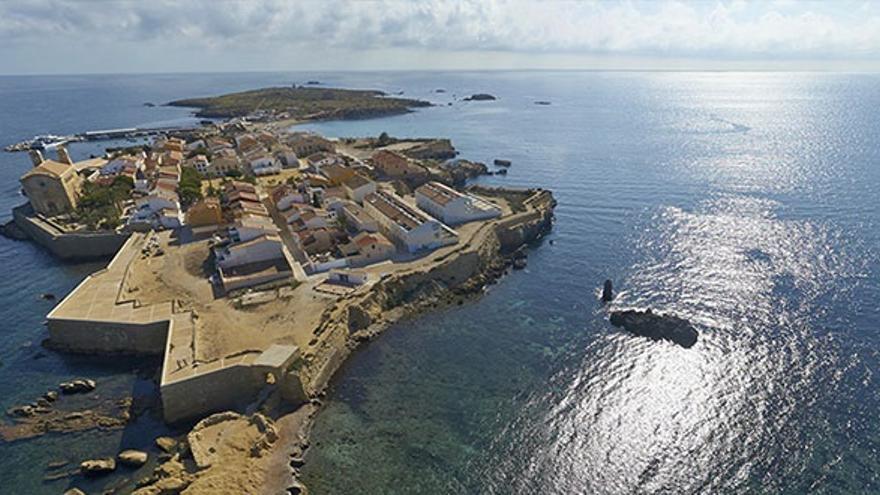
top-left (4, 124), bottom-right (202, 152)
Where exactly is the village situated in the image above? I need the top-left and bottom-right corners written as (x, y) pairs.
top-left (12, 119), bottom-right (555, 429)
top-left (18, 122), bottom-right (504, 294)
top-left (4, 99), bottom-right (556, 493)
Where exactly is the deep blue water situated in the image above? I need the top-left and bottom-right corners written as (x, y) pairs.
top-left (1, 72), bottom-right (879, 494)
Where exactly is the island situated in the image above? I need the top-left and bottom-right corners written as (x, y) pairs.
top-left (2, 86), bottom-right (556, 494)
top-left (168, 86), bottom-right (431, 121)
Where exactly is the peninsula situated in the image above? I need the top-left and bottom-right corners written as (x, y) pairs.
top-left (3, 88), bottom-right (555, 494)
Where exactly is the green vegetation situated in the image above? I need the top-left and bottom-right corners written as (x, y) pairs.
top-left (178, 166), bottom-right (203, 207)
top-left (168, 86), bottom-right (430, 120)
top-left (74, 176), bottom-right (133, 230)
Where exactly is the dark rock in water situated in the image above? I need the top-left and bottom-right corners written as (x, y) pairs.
top-left (0, 220), bottom-right (28, 241)
top-left (59, 379), bottom-right (96, 394)
top-left (435, 88), bottom-right (446, 93)
top-left (464, 93), bottom-right (497, 101)
top-left (534, 100), bottom-right (552, 105)
top-left (143, 102), bottom-right (156, 107)
top-left (601, 279), bottom-right (614, 302)
top-left (513, 257), bottom-right (527, 270)
top-left (609, 309), bottom-right (698, 348)
top-left (305, 80), bottom-right (321, 85)
top-left (495, 168), bottom-right (508, 175)
top-left (493, 159), bottom-right (512, 167)
top-left (40, 293), bottom-right (56, 301)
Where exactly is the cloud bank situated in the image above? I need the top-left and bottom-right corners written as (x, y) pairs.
top-left (2, 0), bottom-right (880, 73)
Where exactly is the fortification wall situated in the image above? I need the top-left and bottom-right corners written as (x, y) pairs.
top-left (12, 203), bottom-right (129, 260)
top-left (161, 362), bottom-right (265, 424)
top-left (45, 318), bottom-right (169, 355)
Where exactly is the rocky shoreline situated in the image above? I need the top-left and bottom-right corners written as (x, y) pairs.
top-left (268, 187), bottom-right (556, 494)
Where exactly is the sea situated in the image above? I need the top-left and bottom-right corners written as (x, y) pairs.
top-left (0, 71), bottom-right (878, 494)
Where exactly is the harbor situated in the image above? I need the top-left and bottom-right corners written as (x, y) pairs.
top-left (4, 124), bottom-right (204, 152)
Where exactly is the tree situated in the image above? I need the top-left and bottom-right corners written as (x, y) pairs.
top-left (377, 132), bottom-right (393, 146)
top-left (178, 166), bottom-right (204, 207)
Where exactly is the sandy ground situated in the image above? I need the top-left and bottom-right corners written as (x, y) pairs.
top-left (123, 232), bottom-right (334, 362)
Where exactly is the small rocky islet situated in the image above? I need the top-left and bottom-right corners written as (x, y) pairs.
top-left (609, 308), bottom-right (699, 348)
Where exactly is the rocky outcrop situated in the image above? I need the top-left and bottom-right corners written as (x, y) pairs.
top-left (0, 219), bottom-right (28, 240)
top-left (463, 93), bottom-right (497, 101)
top-left (60, 379), bottom-right (96, 394)
top-left (155, 436), bottom-right (178, 453)
top-left (601, 280), bottom-right (613, 302)
top-left (80, 457), bottom-right (116, 476)
top-left (401, 139), bottom-right (457, 160)
top-left (0, 395), bottom-right (132, 442)
top-left (609, 309), bottom-right (699, 348)
top-left (118, 449), bottom-right (149, 467)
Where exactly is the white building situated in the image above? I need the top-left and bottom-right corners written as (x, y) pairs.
top-left (341, 202), bottom-right (379, 233)
top-left (216, 234), bottom-right (286, 269)
top-left (362, 190), bottom-right (458, 254)
top-left (249, 154), bottom-right (281, 176)
top-left (342, 173), bottom-right (377, 204)
top-left (271, 185), bottom-right (309, 211)
top-left (415, 181), bottom-right (502, 225)
top-left (229, 215), bottom-right (279, 243)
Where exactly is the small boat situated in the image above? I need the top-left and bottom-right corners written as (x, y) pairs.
top-left (40, 293), bottom-right (56, 301)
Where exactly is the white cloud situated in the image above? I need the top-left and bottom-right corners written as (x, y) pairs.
top-left (2, 0), bottom-right (880, 73)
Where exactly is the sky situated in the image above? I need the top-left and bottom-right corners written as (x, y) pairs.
top-left (2, 0), bottom-right (880, 75)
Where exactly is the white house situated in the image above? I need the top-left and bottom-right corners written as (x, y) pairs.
top-left (271, 185), bottom-right (309, 211)
top-left (415, 181), bottom-right (502, 225)
top-left (229, 215), bottom-right (279, 243)
top-left (362, 190), bottom-right (458, 253)
top-left (216, 234), bottom-right (286, 269)
top-left (341, 202), bottom-right (379, 233)
top-left (305, 152), bottom-right (342, 173)
top-left (101, 155), bottom-right (143, 176)
top-left (190, 155), bottom-right (211, 176)
top-left (249, 154), bottom-right (281, 176)
top-left (342, 173), bottom-right (377, 204)
top-left (275, 149), bottom-right (300, 169)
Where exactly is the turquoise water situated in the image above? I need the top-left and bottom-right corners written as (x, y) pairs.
top-left (1, 72), bottom-right (879, 493)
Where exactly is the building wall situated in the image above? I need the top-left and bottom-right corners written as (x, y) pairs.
top-left (219, 239), bottom-right (284, 268)
top-left (20, 171), bottom-right (80, 215)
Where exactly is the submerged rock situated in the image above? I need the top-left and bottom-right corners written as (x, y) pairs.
top-left (493, 159), bottom-right (512, 167)
top-left (80, 457), bottom-right (116, 476)
top-left (609, 309), bottom-right (698, 348)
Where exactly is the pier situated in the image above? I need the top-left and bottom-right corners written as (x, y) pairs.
top-left (4, 124), bottom-right (203, 152)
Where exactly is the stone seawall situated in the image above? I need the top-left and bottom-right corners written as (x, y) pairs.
top-left (11, 203), bottom-right (129, 260)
